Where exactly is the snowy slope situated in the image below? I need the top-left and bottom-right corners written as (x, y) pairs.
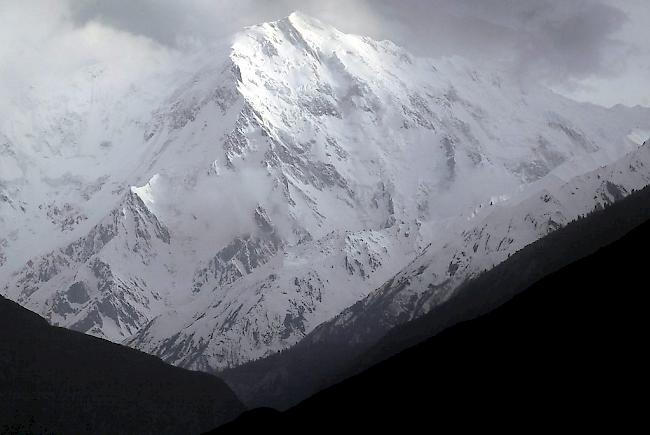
top-left (2, 191), bottom-right (173, 339)
top-left (307, 140), bottom-right (650, 349)
top-left (127, 222), bottom-right (418, 370)
top-left (131, 139), bottom-right (650, 372)
top-left (2, 13), bottom-right (650, 367)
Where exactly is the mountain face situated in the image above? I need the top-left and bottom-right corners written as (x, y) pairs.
top-left (220, 141), bottom-right (650, 409)
top-left (221, 154), bottom-right (650, 410)
top-left (212, 196), bottom-right (650, 433)
top-left (320, 140), bottom-right (650, 343)
top-left (0, 296), bottom-right (244, 435)
top-left (2, 12), bottom-right (650, 372)
top-left (3, 191), bottom-right (172, 339)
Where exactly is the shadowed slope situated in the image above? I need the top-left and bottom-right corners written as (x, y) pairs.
top-left (0, 300), bottom-right (245, 435)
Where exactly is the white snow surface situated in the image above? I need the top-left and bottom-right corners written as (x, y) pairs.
top-left (311, 140), bottom-right (650, 347)
top-left (1, 13), bottom-right (649, 370)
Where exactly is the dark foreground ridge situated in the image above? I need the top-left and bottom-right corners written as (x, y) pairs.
top-left (0, 300), bottom-right (245, 435)
top-left (213, 190), bottom-right (650, 432)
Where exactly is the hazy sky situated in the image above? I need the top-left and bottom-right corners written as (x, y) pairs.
top-left (1, 0), bottom-right (649, 107)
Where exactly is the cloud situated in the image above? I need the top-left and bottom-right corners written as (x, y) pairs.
top-left (506, 0), bottom-right (628, 81)
top-left (139, 165), bottom-right (288, 251)
top-left (0, 0), bottom-right (176, 118)
top-left (69, 1), bottom-right (635, 79)
top-left (1, 0), bottom-right (648, 108)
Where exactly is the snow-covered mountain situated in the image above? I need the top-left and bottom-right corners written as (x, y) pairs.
top-left (306, 139), bottom-right (650, 350)
top-left (1, 13), bottom-right (649, 370)
top-left (126, 222), bottom-right (417, 370)
top-left (132, 138), bottom-right (650, 373)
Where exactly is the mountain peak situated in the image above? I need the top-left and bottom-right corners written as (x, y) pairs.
top-left (275, 10), bottom-right (333, 32)
top-left (286, 11), bottom-right (321, 26)
top-left (233, 10), bottom-right (344, 60)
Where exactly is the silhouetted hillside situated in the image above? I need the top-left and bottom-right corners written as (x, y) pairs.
top-left (0, 299), bottom-right (244, 435)
top-left (221, 184), bottom-right (650, 411)
top-left (213, 188), bottom-right (650, 432)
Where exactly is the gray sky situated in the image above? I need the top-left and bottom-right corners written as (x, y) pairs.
top-left (1, 0), bottom-right (649, 107)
